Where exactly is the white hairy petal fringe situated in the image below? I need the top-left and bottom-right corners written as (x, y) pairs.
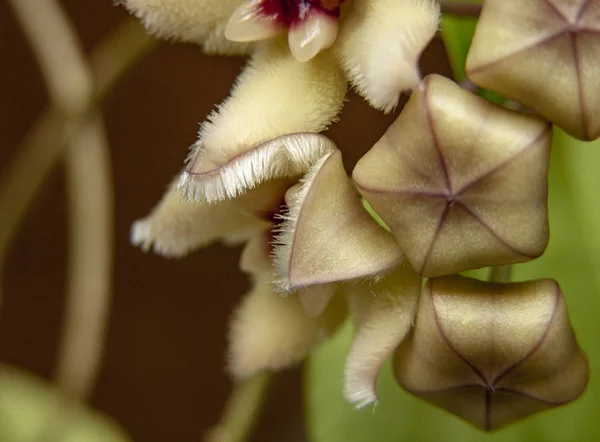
top-left (344, 264), bottom-right (421, 408)
top-left (179, 133), bottom-right (339, 203)
top-left (336, 0), bottom-right (440, 112)
top-left (130, 178), bottom-right (289, 258)
top-left (121, 0), bottom-right (252, 54)
top-left (271, 154), bottom-right (331, 288)
top-left (228, 272), bottom-right (347, 380)
top-left (178, 39), bottom-right (347, 202)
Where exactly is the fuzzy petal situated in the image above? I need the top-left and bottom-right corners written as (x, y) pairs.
top-left (272, 149), bottom-right (403, 291)
top-left (179, 40), bottom-right (347, 203)
top-left (122, 0), bottom-right (252, 54)
top-left (343, 263), bottom-right (421, 408)
top-left (131, 178), bottom-right (289, 258)
top-left (336, 0), bottom-right (440, 112)
top-left (228, 272), bottom-right (347, 380)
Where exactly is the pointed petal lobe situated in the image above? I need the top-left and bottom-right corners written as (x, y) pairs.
top-left (179, 40), bottom-right (347, 202)
top-left (122, 0), bottom-right (252, 54)
top-left (228, 273), bottom-right (347, 380)
top-left (131, 178), bottom-right (288, 257)
top-left (344, 264), bottom-right (421, 407)
top-left (336, 0), bottom-right (440, 112)
top-left (288, 10), bottom-right (339, 62)
top-left (225, 0), bottom-right (285, 42)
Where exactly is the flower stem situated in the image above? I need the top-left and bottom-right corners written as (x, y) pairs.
top-left (0, 18), bottom-right (156, 305)
top-left (6, 0), bottom-right (115, 407)
top-left (441, 1), bottom-right (482, 17)
top-left (58, 116), bottom-right (114, 400)
top-left (205, 374), bottom-right (271, 442)
top-left (488, 265), bottom-right (512, 283)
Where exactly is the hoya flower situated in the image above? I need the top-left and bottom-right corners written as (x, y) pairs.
top-left (124, 0), bottom-right (593, 434)
top-left (123, 0), bottom-right (440, 114)
top-left (126, 0), bottom-right (441, 270)
top-left (124, 0), bottom-right (438, 395)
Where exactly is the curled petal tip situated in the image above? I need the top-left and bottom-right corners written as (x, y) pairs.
top-left (344, 265), bottom-right (421, 407)
top-left (288, 12), bottom-right (339, 62)
top-left (179, 42), bottom-right (346, 203)
top-left (130, 219), bottom-right (151, 252)
top-left (225, 1), bottom-right (284, 42)
top-left (131, 179), bottom-right (281, 258)
top-left (336, 0), bottom-right (440, 112)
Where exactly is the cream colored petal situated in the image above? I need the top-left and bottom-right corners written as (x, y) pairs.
top-left (343, 264), bottom-right (421, 408)
top-left (131, 178), bottom-right (289, 258)
top-left (178, 40), bottom-right (347, 202)
top-left (288, 10), bottom-right (339, 62)
top-left (272, 150), bottom-right (403, 291)
top-left (240, 233), bottom-right (338, 317)
top-left (228, 273), bottom-right (347, 380)
top-left (297, 283), bottom-right (338, 318)
top-left (225, 0), bottom-right (285, 43)
top-left (335, 0), bottom-right (439, 113)
top-left (239, 231), bottom-right (272, 275)
top-left (201, 22), bottom-right (254, 56)
top-left (122, 0), bottom-right (252, 54)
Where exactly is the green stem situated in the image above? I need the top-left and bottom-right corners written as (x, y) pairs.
top-left (488, 265), bottom-right (512, 283)
top-left (0, 19), bottom-right (156, 301)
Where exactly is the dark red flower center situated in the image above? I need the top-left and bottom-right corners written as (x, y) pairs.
top-left (258, 0), bottom-right (344, 26)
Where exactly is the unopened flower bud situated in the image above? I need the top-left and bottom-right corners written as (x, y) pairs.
top-left (393, 275), bottom-right (589, 431)
top-left (466, 0), bottom-right (600, 140)
top-left (353, 74), bottom-right (551, 277)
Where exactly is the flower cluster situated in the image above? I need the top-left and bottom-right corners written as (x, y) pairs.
top-left (124, 0), bottom-right (596, 432)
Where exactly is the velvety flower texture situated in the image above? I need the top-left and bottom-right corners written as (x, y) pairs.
top-left (125, 0), bottom-right (590, 432)
top-left (125, 0), bottom-right (440, 409)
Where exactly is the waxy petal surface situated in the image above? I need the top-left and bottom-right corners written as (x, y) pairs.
top-left (467, 0), bottom-right (600, 140)
top-left (354, 75), bottom-right (551, 277)
top-left (273, 150), bottom-right (403, 291)
top-left (393, 276), bottom-right (589, 431)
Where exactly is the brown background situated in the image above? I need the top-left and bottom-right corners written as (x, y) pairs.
top-left (0, 2), bottom-right (450, 441)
